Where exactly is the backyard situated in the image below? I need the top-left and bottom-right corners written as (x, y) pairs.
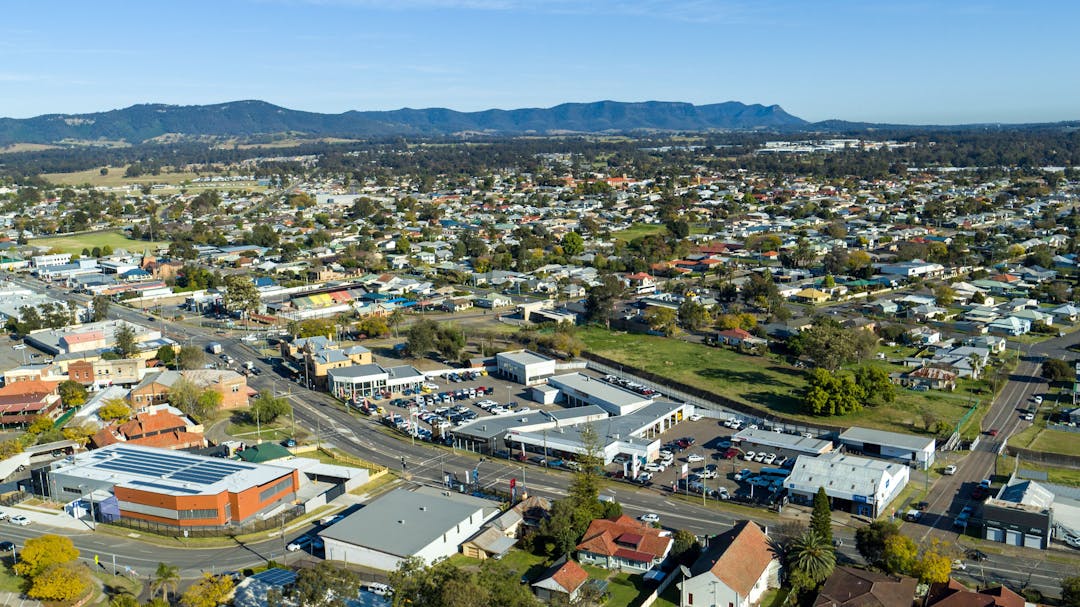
top-left (30, 229), bottom-right (170, 255)
top-left (579, 327), bottom-right (988, 437)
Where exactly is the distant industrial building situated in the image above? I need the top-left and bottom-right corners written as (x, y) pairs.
top-left (786, 452), bottom-right (909, 518)
top-left (495, 350), bottom-right (556, 385)
top-left (837, 427), bottom-right (936, 470)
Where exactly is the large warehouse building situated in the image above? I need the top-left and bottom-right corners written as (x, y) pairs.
top-left (46, 444), bottom-right (299, 528)
top-left (837, 427), bottom-right (936, 470)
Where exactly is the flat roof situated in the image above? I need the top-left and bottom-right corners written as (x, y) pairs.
top-left (496, 349), bottom-right (553, 367)
top-left (456, 405), bottom-right (610, 441)
top-left (50, 444), bottom-right (293, 497)
top-left (733, 428), bottom-right (833, 454)
top-left (328, 364), bottom-right (387, 379)
top-left (838, 427), bottom-right (935, 452)
top-left (318, 486), bottom-right (499, 558)
top-left (549, 373), bottom-right (651, 410)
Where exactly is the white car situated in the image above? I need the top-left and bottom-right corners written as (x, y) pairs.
top-left (639, 513), bottom-right (660, 524)
top-left (1033, 395), bottom-right (1043, 405)
top-left (763, 453), bottom-right (777, 465)
top-left (743, 451), bottom-right (756, 461)
top-left (367, 583), bottom-right (393, 597)
top-left (688, 414), bottom-right (703, 422)
top-left (9, 515), bottom-right (30, 526)
top-left (644, 462), bottom-right (665, 473)
top-left (943, 465), bottom-right (957, 475)
top-left (687, 454), bottom-right (705, 463)
top-left (1023, 413), bottom-right (1035, 421)
top-left (952, 559), bottom-right (967, 571)
top-left (754, 452), bottom-right (767, 462)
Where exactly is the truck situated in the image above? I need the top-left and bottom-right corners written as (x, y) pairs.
top-left (242, 361), bottom-right (255, 371)
top-left (207, 342), bottom-right (223, 355)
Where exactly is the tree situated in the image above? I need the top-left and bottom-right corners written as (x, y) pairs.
top-left (678, 299), bottom-right (712, 331)
top-left (644, 306), bottom-right (678, 336)
top-left (561, 231), bottom-right (585, 257)
top-left (539, 498), bottom-right (589, 557)
top-left (670, 529), bottom-right (701, 562)
top-left (585, 274), bottom-right (625, 326)
top-left (405, 319), bottom-right (439, 357)
top-left (180, 572), bottom-right (235, 607)
top-left (855, 520), bottom-right (902, 568)
top-left (25, 415), bottom-right (55, 435)
top-left (14, 534), bottom-right (79, 577)
top-left (57, 380), bottom-right (87, 408)
top-left (91, 294), bottom-right (111, 322)
top-left (788, 530), bottom-right (836, 592)
top-left (913, 545), bottom-right (952, 584)
top-left (98, 398), bottom-right (132, 422)
top-left (27, 562), bottom-right (88, 602)
top-left (853, 365), bottom-right (895, 406)
top-left (882, 534), bottom-right (918, 575)
top-left (177, 344), bottom-right (206, 370)
top-left (1043, 358), bottom-right (1074, 382)
top-left (390, 556), bottom-right (540, 607)
top-left (114, 322), bottom-right (138, 358)
top-left (155, 345), bottom-right (176, 368)
top-left (1062, 576), bottom-right (1080, 607)
top-left (223, 274), bottom-right (261, 321)
top-left (168, 379), bottom-right (221, 422)
top-left (810, 487), bottom-right (833, 546)
top-left (356, 315), bottom-right (390, 338)
top-left (933, 285), bottom-right (955, 306)
top-left (789, 316), bottom-right (877, 371)
top-left (801, 368), bottom-right (865, 416)
top-left (289, 561), bottom-right (362, 607)
top-left (151, 562), bottom-right (181, 602)
top-left (250, 391), bottom-right (291, 424)
top-left (568, 424), bottom-right (603, 514)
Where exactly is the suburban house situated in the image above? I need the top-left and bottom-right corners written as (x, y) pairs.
top-left (625, 272), bottom-right (658, 295)
top-left (716, 328), bottom-right (767, 349)
top-left (531, 557), bottom-right (591, 603)
top-left (679, 521), bottom-right (780, 607)
top-left (575, 515), bottom-right (673, 573)
top-left (0, 379), bottom-right (63, 426)
top-left (129, 369), bottom-right (254, 410)
top-left (925, 578), bottom-right (1026, 607)
top-left (988, 317), bottom-right (1030, 336)
top-left (90, 406), bottom-right (206, 450)
top-left (892, 366), bottom-right (958, 391)
top-left (793, 288), bottom-right (830, 304)
top-left (812, 567), bottom-right (918, 607)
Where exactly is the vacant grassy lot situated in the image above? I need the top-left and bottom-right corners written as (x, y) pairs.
top-left (611, 223), bottom-right (667, 242)
top-left (579, 327), bottom-right (985, 436)
top-left (31, 229), bottom-right (170, 255)
top-left (996, 456), bottom-right (1080, 487)
top-left (42, 165), bottom-right (210, 187)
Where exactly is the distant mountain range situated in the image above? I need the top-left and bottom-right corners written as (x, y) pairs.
top-left (0, 100), bottom-right (808, 145)
top-left (0, 100), bottom-right (1075, 146)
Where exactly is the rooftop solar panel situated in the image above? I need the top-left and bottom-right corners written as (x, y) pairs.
top-left (129, 480), bottom-right (201, 494)
top-left (251, 568), bottom-right (297, 586)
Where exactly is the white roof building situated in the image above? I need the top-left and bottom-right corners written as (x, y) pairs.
top-left (785, 452), bottom-right (909, 518)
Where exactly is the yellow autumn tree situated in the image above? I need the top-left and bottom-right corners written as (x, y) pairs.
top-left (27, 562), bottom-right (89, 602)
top-left (14, 534), bottom-right (80, 577)
top-left (180, 572), bottom-right (235, 607)
top-left (914, 540), bottom-right (954, 584)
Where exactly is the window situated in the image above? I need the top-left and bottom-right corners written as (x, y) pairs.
top-left (687, 594), bottom-right (693, 605)
top-left (259, 477), bottom-right (293, 502)
top-left (178, 508), bottom-right (219, 520)
top-left (232, 385), bottom-right (240, 392)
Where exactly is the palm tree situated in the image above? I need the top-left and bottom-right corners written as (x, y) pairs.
top-left (788, 530), bottom-right (836, 589)
top-left (151, 562), bottom-right (180, 601)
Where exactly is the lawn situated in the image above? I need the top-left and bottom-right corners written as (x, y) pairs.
top-left (579, 327), bottom-right (987, 437)
top-left (0, 564), bottom-right (22, 593)
top-left (31, 229), bottom-right (170, 255)
top-left (996, 456), bottom-right (1080, 487)
top-left (1026, 428), bottom-right (1080, 457)
top-left (611, 223), bottom-right (667, 242)
top-left (43, 165), bottom-right (208, 187)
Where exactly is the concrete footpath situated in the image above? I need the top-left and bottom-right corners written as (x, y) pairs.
top-left (3, 502), bottom-right (93, 532)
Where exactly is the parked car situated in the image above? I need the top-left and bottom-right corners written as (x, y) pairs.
top-left (638, 513), bottom-right (660, 523)
top-left (688, 414), bottom-right (703, 422)
top-left (743, 451), bottom-right (756, 461)
top-left (686, 454), bottom-right (705, 463)
top-left (734, 468), bottom-right (752, 481)
top-left (0, 541), bottom-right (13, 552)
top-left (943, 465), bottom-right (957, 475)
top-left (763, 453), bottom-right (777, 465)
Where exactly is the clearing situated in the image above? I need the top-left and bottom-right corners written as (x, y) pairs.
top-left (579, 327), bottom-right (986, 437)
top-left (30, 229), bottom-right (170, 255)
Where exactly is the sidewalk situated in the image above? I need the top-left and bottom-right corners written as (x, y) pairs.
top-left (4, 503), bottom-right (94, 532)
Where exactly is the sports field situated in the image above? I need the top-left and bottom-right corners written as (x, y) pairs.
top-left (31, 229), bottom-right (170, 255)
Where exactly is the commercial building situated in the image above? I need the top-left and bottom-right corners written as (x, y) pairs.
top-left (732, 428), bottom-right (834, 459)
top-left (547, 373), bottom-right (652, 416)
top-left (326, 363), bottom-right (425, 401)
top-left (495, 350), bottom-right (556, 385)
top-left (453, 406), bottom-right (609, 454)
top-left (785, 452), bottom-right (909, 518)
top-left (981, 479), bottom-right (1054, 549)
top-left (45, 444), bottom-right (299, 528)
top-left (837, 427), bottom-right (936, 470)
top-left (319, 486), bottom-right (501, 571)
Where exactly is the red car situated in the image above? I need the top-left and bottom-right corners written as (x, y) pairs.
top-left (986, 429), bottom-right (999, 437)
top-left (722, 448), bottom-right (740, 459)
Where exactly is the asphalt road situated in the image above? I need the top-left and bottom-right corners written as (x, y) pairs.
top-left (4, 272), bottom-right (1078, 596)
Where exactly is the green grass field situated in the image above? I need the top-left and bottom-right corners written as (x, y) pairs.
top-left (580, 327), bottom-right (986, 436)
top-left (611, 223), bottom-right (668, 242)
top-left (997, 456), bottom-right (1080, 487)
top-left (30, 229), bottom-right (170, 255)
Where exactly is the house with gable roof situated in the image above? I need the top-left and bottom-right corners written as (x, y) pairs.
top-left (679, 521), bottom-right (780, 607)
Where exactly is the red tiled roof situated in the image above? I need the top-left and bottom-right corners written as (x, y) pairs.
top-left (118, 410), bottom-right (187, 438)
top-left (718, 328), bottom-right (753, 340)
top-left (550, 560), bottom-right (589, 594)
top-left (0, 380), bottom-right (59, 397)
top-left (576, 515), bottom-right (671, 561)
top-left (704, 521), bottom-right (774, 597)
top-left (613, 548), bottom-right (655, 564)
top-left (62, 331), bottom-right (105, 344)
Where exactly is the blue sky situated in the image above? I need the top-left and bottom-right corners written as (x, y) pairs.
top-left (0, 0), bottom-right (1076, 124)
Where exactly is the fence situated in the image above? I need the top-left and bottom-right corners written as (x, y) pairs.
top-left (0, 490), bottom-right (28, 507)
top-left (1047, 423), bottom-right (1080, 434)
top-left (635, 569), bottom-right (680, 607)
top-left (1004, 445), bottom-right (1080, 470)
top-left (104, 504), bottom-right (305, 538)
top-left (316, 447), bottom-right (389, 477)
